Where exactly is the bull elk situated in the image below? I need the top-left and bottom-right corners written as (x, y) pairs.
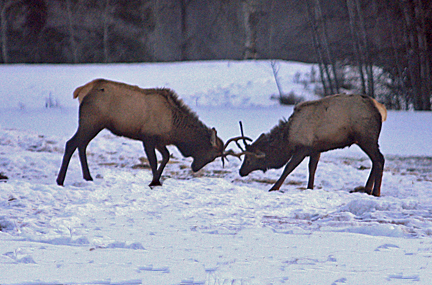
top-left (56, 79), bottom-right (239, 187)
top-left (230, 94), bottom-right (387, 197)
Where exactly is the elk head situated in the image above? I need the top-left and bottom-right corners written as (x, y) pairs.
top-left (211, 121), bottom-right (256, 168)
top-left (191, 128), bottom-right (225, 172)
top-left (238, 133), bottom-right (269, 176)
top-left (222, 121), bottom-right (268, 174)
top-left (226, 122), bottom-right (287, 176)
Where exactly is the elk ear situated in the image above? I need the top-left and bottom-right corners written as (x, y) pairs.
top-left (210, 128), bottom-right (217, 147)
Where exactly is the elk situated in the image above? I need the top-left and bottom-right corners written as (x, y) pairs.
top-left (231, 94), bottom-right (387, 197)
top-left (56, 79), bottom-right (237, 187)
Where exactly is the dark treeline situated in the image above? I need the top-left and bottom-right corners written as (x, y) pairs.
top-left (1, 0), bottom-right (431, 110)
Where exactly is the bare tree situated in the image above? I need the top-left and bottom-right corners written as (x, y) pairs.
top-left (384, 2), bottom-right (409, 109)
top-left (346, 0), bottom-right (366, 95)
top-left (354, 0), bottom-right (374, 97)
top-left (313, 0), bottom-right (340, 93)
top-left (415, 0), bottom-right (431, 110)
top-left (0, 0), bottom-right (10, 63)
top-left (400, 0), bottom-right (431, 110)
top-left (271, 60), bottom-right (283, 96)
top-left (65, 0), bottom-right (79, 63)
top-left (0, 0), bottom-right (22, 63)
top-left (242, 0), bottom-right (259, 59)
top-left (179, 0), bottom-right (192, 61)
top-left (103, 0), bottom-right (112, 63)
top-left (306, 0), bottom-right (334, 95)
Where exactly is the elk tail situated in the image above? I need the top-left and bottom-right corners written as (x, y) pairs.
top-left (371, 98), bottom-right (387, 122)
top-left (73, 80), bottom-right (99, 104)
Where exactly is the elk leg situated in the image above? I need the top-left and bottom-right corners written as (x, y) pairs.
top-left (155, 145), bottom-right (170, 181)
top-left (269, 152), bottom-right (307, 191)
top-left (78, 144), bottom-right (93, 181)
top-left (143, 140), bottom-right (162, 187)
top-left (77, 126), bottom-right (102, 182)
top-left (56, 134), bottom-right (79, 185)
top-left (355, 142), bottom-right (385, 197)
top-left (307, 153), bottom-right (320, 189)
top-left (57, 125), bottom-right (101, 185)
top-left (370, 150), bottom-right (385, 197)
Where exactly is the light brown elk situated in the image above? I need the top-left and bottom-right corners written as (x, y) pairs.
top-left (233, 94), bottom-right (387, 196)
top-left (56, 79), bottom-right (236, 187)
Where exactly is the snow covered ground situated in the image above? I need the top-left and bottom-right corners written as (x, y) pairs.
top-left (1, 61), bottom-right (432, 284)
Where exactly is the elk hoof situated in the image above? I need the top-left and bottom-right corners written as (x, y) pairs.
top-left (149, 180), bottom-right (162, 187)
top-left (350, 186), bottom-right (372, 195)
top-left (84, 176), bottom-right (93, 181)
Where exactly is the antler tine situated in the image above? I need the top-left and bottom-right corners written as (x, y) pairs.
top-left (223, 121), bottom-right (252, 151)
top-left (220, 121), bottom-right (254, 167)
top-left (222, 149), bottom-right (247, 160)
top-left (223, 136), bottom-right (252, 152)
top-left (223, 149), bottom-right (265, 160)
top-left (239, 121), bottom-right (248, 147)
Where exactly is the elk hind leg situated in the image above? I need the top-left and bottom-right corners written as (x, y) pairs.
top-left (76, 125), bottom-right (103, 182)
top-left (79, 143), bottom-right (93, 181)
top-left (57, 134), bottom-right (79, 185)
top-left (371, 150), bottom-right (384, 196)
top-left (57, 123), bottom-right (102, 185)
top-left (354, 142), bottom-right (385, 197)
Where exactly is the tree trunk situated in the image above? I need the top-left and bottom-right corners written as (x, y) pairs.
top-left (103, 0), bottom-right (111, 63)
top-left (306, 0), bottom-right (330, 95)
top-left (179, 0), bottom-right (190, 61)
top-left (0, 2), bottom-right (8, 63)
top-left (401, 0), bottom-right (424, 110)
top-left (271, 60), bottom-right (283, 96)
top-left (0, 0), bottom-right (18, 63)
top-left (314, 0), bottom-right (340, 93)
top-left (267, 0), bottom-right (276, 57)
top-left (385, 3), bottom-right (408, 109)
top-left (414, 0), bottom-right (431, 110)
top-left (346, 0), bottom-right (366, 95)
top-left (66, 0), bottom-right (78, 63)
top-left (243, 0), bottom-right (258, 59)
top-left (354, 0), bottom-right (374, 97)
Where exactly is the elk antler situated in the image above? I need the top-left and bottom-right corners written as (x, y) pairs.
top-left (219, 121), bottom-right (258, 167)
top-left (222, 148), bottom-right (265, 162)
top-left (239, 121), bottom-right (249, 148)
top-left (224, 136), bottom-right (252, 152)
top-left (223, 121), bottom-right (252, 152)
top-left (220, 136), bottom-right (252, 167)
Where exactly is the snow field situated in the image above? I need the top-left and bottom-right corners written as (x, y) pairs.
top-left (1, 61), bottom-right (432, 284)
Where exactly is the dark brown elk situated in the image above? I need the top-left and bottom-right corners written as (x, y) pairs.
top-left (56, 79), bottom-right (235, 187)
top-left (233, 94), bottom-right (387, 196)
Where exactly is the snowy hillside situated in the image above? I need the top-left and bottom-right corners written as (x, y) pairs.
top-left (1, 61), bottom-right (432, 284)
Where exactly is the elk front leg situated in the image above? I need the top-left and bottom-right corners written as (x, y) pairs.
top-left (269, 152), bottom-right (307, 191)
top-left (155, 145), bottom-right (170, 181)
top-left (307, 153), bottom-right (320, 189)
top-left (143, 141), bottom-right (161, 187)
